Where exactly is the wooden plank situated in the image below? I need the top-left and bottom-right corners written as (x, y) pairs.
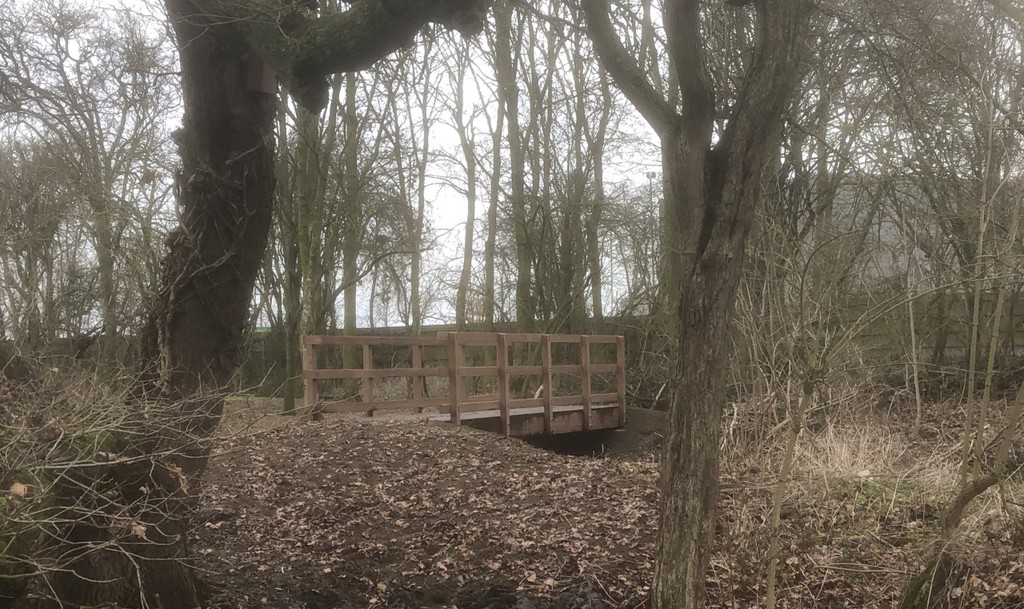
top-left (440, 331), bottom-right (618, 346)
top-left (547, 334), bottom-right (585, 343)
top-left (509, 397), bottom-right (544, 409)
top-left (541, 334), bottom-right (552, 434)
top-left (581, 335), bottom-right (591, 431)
top-left (549, 395), bottom-right (595, 407)
top-left (458, 333), bottom-right (587, 344)
top-left (302, 342), bottom-right (318, 418)
top-left (616, 335), bottom-right (626, 427)
top-left (304, 332), bottom-right (617, 346)
top-left (458, 365), bottom-right (500, 377)
top-left (460, 401), bottom-right (502, 413)
top-left (428, 402), bottom-right (620, 421)
top-left (507, 333), bottom-right (552, 343)
top-left (549, 364), bottom-right (583, 375)
top-left (454, 332), bottom-right (535, 344)
top-left (447, 332), bottom-right (461, 425)
top-left (304, 366), bottom-right (447, 380)
top-left (313, 393), bottom-right (614, 417)
top-left (457, 333), bottom-right (468, 402)
top-left (506, 365), bottom-right (544, 376)
top-left (497, 333), bottom-right (509, 436)
top-left (321, 397), bottom-right (447, 414)
top-left (589, 405), bottom-right (625, 430)
top-left (447, 333), bottom-right (497, 345)
top-left (590, 363), bottom-right (618, 374)
top-left (465, 393), bottom-right (498, 403)
top-left (304, 335), bottom-right (443, 346)
top-left (459, 396), bottom-right (617, 410)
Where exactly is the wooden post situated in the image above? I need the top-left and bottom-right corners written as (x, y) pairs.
top-left (580, 335), bottom-right (592, 431)
top-left (497, 333), bottom-right (510, 436)
top-left (413, 344), bottom-right (424, 413)
top-left (447, 332), bottom-right (461, 425)
top-left (302, 338), bottom-right (318, 418)
top-left (363, 343), bottom-right (374, 416)
top-left (541, 334), bottom-right (553, 435)
top-left (615, 335), bottom-right (626, 427)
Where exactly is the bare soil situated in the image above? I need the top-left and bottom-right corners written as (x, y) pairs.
top-left (195, 401), bottom-right (1024, 608)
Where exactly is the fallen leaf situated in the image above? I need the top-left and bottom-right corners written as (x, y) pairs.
top-left (9, 482), bottom-right (27, 500)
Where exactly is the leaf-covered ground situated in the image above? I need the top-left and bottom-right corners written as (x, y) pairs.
top-left (196, 404), bottom-right (1024, 608)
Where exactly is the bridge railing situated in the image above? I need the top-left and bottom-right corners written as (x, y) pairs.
top-left (302, 332), bottom-right (626, 435)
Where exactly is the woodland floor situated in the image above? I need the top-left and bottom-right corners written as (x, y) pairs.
top-left (195, 398), bottom-right (1024, 609)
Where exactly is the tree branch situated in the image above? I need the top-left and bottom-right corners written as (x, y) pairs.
top-left (664, 0), bottom-right (714, 137)
top-left (188, 0), bottom-right (488, 110)
top-left (716, 0), bottom-right (813, 160)
top-left (579, 0), bottom-right (679, 135)
top-left (984, 0), bottom-right (1024, 27)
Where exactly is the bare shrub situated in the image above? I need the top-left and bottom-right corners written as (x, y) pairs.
top-left (1, 363), bottom-right (209, 607)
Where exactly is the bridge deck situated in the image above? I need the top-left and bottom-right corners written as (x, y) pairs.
top-left (428, 403), bottom-right (621, 436)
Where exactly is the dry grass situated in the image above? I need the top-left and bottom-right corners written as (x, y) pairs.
top-left (794, 423), bottom-right (958, 500)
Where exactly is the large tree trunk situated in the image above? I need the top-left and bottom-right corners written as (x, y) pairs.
top-left (43, 0), bottom-right (485, 605)
top-left (649, 3), bottom-right (813, 609)
top-left (90, 2), bottom-right (275, 604)
top-left (150, 1), bottom-right (276, 400)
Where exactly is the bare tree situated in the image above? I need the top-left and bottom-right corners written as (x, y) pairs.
top-left (583, 1), bottom-right (813, 607)
top-left (0, 2), bottom-right (177, 366)
top-left (451, 39), bottom-right (482, 328)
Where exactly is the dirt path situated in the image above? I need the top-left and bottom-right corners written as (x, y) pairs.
top-left (200, 414), bottom-right (659, 609)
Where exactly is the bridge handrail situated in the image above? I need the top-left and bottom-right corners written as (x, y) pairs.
top-left (302, 331), bottom-right (626, 435)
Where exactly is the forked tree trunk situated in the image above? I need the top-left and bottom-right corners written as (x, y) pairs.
top-left (581, 1), bottom-right (812, 607)
top-left (143, 0), bottom-right (275, 598)
top-left (653, 5), bottom-right (812, 605)
top-left (150, 2), bottom-right (277, 401)
top-left (580, 1), bottom-right (807, 603)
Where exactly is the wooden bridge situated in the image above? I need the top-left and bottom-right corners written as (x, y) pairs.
top-left (302, 332), bottom-right (626, 436)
